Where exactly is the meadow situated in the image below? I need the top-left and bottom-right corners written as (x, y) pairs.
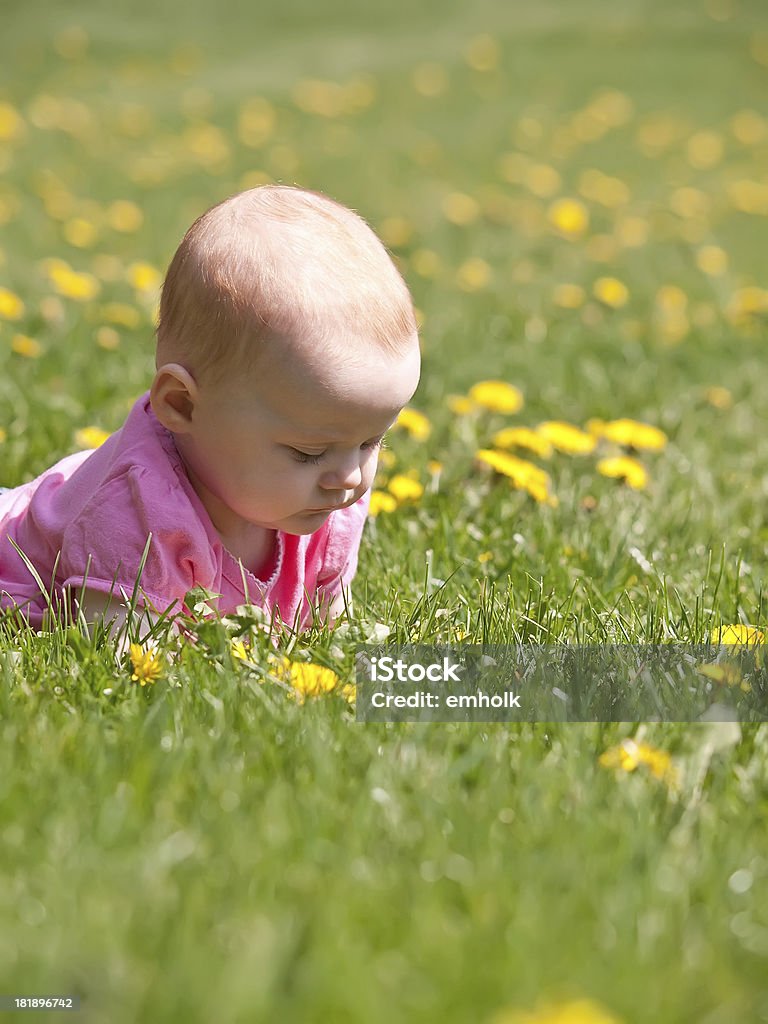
top-left (1, 0), bottom-right (768, 1020)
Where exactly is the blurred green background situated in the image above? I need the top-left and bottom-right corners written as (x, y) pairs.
top-left (2, 3), bottom-right (768, 1022)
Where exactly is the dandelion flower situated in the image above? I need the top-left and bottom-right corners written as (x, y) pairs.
top-left (411, 62), bottom-right (448, 98)
top-left (107, 200), bottom-right (144, 233)
top-left (75, 426), bottom-right (111, 449)
top-left (593, 276), bottom-right (629, 309)
top-left (447, 394), bottom-right (474, 415)
top-left (127, 261), bottom-right (162, 293)
top-left (456, 257), bottom-right (492, 292)
top-left (49, 265), bottom-right (100, 301)
top-left (100, 302), bottom-right (141, 328)
top-left (369, 490), bottom-right (397, 517)
top-left (63, 218), bottom-right (98, 249)
top-left (537, 422), bottom-right (596, 455)
top-left (0, 101), bottom-right (25, 142)
top-left (552, 283), bottom-right (585, 309)
top-left (547, 197), bottom-right (589, 238)
top-left (710, 625), bottom-right (764, 645)
top-left (597, 419), bottom-right (667, 451)
top-left (597, 456), bottom-right (648, 490)
top-left (129, 643), bottom-right (163, 686)
top-left (469, 380), bottom-right (523, 414)
top-left (494, 996), bottom-right (624, 1024)
top-left (11, 334), bottom-right (42, 359)
top-left (443, 192), bottom-right (480, 226)
top-left (493, 426), bottom-right (553, 458)
top-left (465, 34), bottom-right (500, 72)
top-left (396, 408), bottom-right (431, 440)
top-left (697, 662), bottom-right (750, 692)
top-left (0, 286), bottom-right (25, 320)
top-left (476, 449), bottom-right (556, 505)
top-left (696, 245), bottom-right (728, 277)
top-left (704, 386), bottom-right (732, 410)
top-left (274, 657), bottom-right (341, 701)
top-left (599, 738), bottom-right (676, 786)
top-left (388, 474), bottom-right (424, 503)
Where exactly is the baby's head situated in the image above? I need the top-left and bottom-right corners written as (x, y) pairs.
top-left (151, 186), bottom-right (421, 538)
top-left (156, 184), bottom-right (418, 383)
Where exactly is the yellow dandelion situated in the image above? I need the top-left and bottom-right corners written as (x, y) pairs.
top-left (537, 421), bottom-right (596, 455)
top-left (95, 326), bottom-right (120, 350)
top-left (0, 428), bottom-right (6, 443)
top-left (704, 385), bottom-right (732, 409)
top-left (578, 169), bottom-right (630, 208)
top-left (552, 283), bottom-right (585, 309)
top-left (272, 657), bottom-right (341, 701)
top-left (443, 192), bottom-right (480, 226)
top-left (465, 33), bottom-right (500, 72)
top-left (388, 475), bottom-right (424, 503)
top-left (49, 265), bottom-right (100, 301)
top-left (727, 286), bottom-right (768, 320)
top-left (106, 200), bottom-right (144, 233)
top-left (696, 245), bottom-right (728, 277)
top-left (596, 456), bottom-right (648, 490)
top-left (615, 215), bottom-right (649, 249)
top-left (129, 643), bottom-right (163, 686)
top-left (127, 261), bottom-right (162, 293)
top-left (396, 407), bottom-right (431, 440)
top-left (686, 130), bottom-right (724, 169)
top-left (230, 638), bottom-right (253, 664)
top-left (493, 426), bottom-right (553, 458)
top-left (476, 449), bottom-right (556, 505)
top-left (63, 218), bottom-right (98, 249)
top-left (547, 197), bottom-right (589, 238)
top-left (237, 97), bottom-right (276, 148)
top-left (99, 302), bottom-right (141, 328)
top-left (411, 62), bottom-right (448, 98)
top-left (599, 738), bottom-right (676, 786)
top-left (378, 215), bottom-right (413, 248)
top-left (478, 551), bottom-right (494, 563)
top-left (469, 380), bottom-right (523, 415)
top-left (75, 426), bottom-right (111, 449)
top-left (597, 419), bottom-right (667, 451)
top-left (456, 257), bottom-right (492, 292)
top-left (411, 248), bottom-right (442, 279)
top-left (0, 286), bottom-right (25, 320)
top-left (525, 163), bottom-right (561, 199)
top-left (593, 276), bottom-right (629, 308)
top-left (697, 662), bottom-right (750, 692)
top-left (369, 490), bottom-right (398, 517)
top-left (494, 996), bottom-right (624, 1024)
top-left (447, 394), bottom-right (474, 415)
top-left (0, 101), bottom-right (24, 142)
top-left (11, 334), bottom-right (42, 359)
top-left (730, 109), bottom-right (766, 146)
top-left (710, 625), bottom-right (765, 645)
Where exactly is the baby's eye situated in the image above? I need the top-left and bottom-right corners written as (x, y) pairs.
top-left (290, 448), bottom-right (325, 465)
top-left (362, 436), bottom-right (387, 451)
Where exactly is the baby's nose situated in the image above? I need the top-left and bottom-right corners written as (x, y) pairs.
top-left (320, 457), bottom-right (363, 491)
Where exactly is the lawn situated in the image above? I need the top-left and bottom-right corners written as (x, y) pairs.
top-left (1, 0), bottom-right (767, 1021)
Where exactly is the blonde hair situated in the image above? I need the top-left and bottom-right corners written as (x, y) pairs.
top-left (156, 185), bottom-right (417, 379)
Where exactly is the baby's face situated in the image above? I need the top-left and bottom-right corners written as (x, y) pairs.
top-left (177, 338), bottom-right (420, 537)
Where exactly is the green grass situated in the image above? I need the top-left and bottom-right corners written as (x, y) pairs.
top-left (1, 0), bottom-right (768, 1020)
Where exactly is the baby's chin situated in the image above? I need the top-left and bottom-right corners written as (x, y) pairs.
top-left (277, 508), bottom-right (335, 534)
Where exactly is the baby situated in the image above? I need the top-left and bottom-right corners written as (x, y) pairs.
top-left (0, 185), bottom-right (421, 633)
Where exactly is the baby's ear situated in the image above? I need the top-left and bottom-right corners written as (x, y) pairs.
top-left (150, 364), bottom-right (198, 433)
